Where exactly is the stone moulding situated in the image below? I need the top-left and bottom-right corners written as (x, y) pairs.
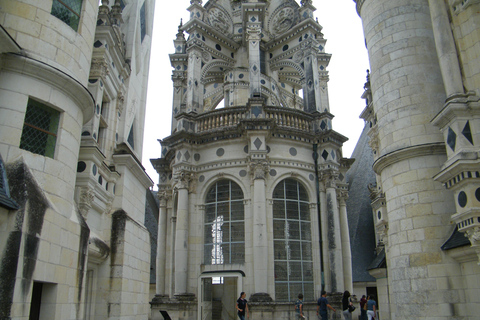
top-left (372, 142), bottom-right (446, 174)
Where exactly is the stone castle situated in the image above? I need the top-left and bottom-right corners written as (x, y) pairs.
top-left (0, 0), bottom-right (155, 319)
top-left (0, 0), bottom-right (479, 320)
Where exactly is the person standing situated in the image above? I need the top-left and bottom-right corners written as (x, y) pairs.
top-left (317, 290), bottom-right (336, 320)
top-left (366, 295), bottom-right (377, 320)
top-left (359, 295), bottom-right (367, 320)
top-left (236, 292), bottom-right (249, 320)
top-left (342, 291), bottom-right (353, 320)
top-left (295, 293), bottom-right (304, 319)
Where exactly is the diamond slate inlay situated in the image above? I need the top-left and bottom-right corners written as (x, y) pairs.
top-left (254, 138), bottom-right (262, 150)
top-left (184, 151), bottom-right (190, 161)
top-left (320, 120), bottom-right (327, 130)
top-left (321, 150), bottom-right (329, 160)
top-left (252, 106), bottom-right (262, 118)
top-left (462, 121), bottom-right (474, 145)
top-left (447, 127), bottom-right (457, 151)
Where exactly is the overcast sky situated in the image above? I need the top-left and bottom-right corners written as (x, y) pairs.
top-left (142, 0), bottom-right (370, 186)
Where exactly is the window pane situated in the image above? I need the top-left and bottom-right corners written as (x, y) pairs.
top-left (275, 282), bottom-right (289, 301)
top-left (273, 200), bottom-right (285, 219)
top-left (300, 203), bottom-right (310, 221)
top-left (231, 200), bottom-right (244, 220)
top-left (231, 183), bottom-right (243, 200)
top-left (204, 244), bottom-right (213, 264)
top-left (303, 262), bottom-right (314, 281)
top-left (274, 261), bottom-right (288, 281)
top-left (20, 99), bottom-right (60, 158)
top-left (298, 184), bottom-right (308, 201)
top-left (285, 180), bottom-right (298, 200)
top-left (272, 181), bottom-right (284, 199)
top-left (289, 282), bottom-right (303, 298)
top-left (286, 201), bottom-right (299, 220)
top-left (274, 240), bottom-right (287, 260)
top-left (231, 242), bottom-right (244, 263)
top-left (301, 241), bottom-right (312, 261)
top-left (289, 241), bottom-right (301, 260)
top-left (289, 262), bottom-right (302, 281)
top-left (217, 202), bottom-right (230, 221)
top-left (51, 0), bottom-right (82, 31)
top-left (205, 204), bottom-right (216, 223)
top-left (230, 222), bottom-right (244, 242)
top-left (273, 220), bottom-right (285, 240)
top-left (140, 1), bottom-right (147, 42)
top-left (287, 221), bottom-right (300, 240)
top-left (303, 283), bottom-right (314, 300)
top-left (301, 222), bottom-right (311, 241)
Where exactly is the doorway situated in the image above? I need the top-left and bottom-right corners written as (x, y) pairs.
top-left (198, 272), bottom-right (243, 320)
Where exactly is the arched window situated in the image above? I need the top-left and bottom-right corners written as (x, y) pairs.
top-left (204, 180), bottom-right (245, 265)
top-left (273, 179), bottom-right (313, 301)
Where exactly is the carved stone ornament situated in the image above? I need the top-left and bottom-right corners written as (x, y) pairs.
top-left (79, 187), bottom-right (95, 218)
top-left (249, 160), bottom-right (269, 180)
top-left (90, 58), bottom-right (109, 79)
top-left (323, 169), bottom-right (338, 188)
top-left (157, 187), bottom-right (172, 206)
top-left (465, 226), bottom-right (480, 245)
top-left (270, 7), bottom-right (296, 36)
top-left (208, 7), bottom-right (233, 35)
top-left (174, 170), bottom-right (196, 192)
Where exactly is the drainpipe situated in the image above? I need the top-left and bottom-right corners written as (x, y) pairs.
top-left (313, 143), bottom-right (325, 291)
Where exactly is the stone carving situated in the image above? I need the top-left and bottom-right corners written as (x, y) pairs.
top-left (249, 160), bottom-right (269, 180)
top-left (90, 58), bottom-right (109, 79)
top-left (207, 7), bottom-right (232, 35)
top-left (79, 187), bottom-right (95, 218)
top-left (270, 7), bottom-right (296, 35)
top-left (157, 187), bottom-right (172, 207)
top-left (174, 170), bottom-right (196, 192)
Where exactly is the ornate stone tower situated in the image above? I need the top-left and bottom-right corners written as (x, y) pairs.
top-left (355, 0), bottom-right (480, 319)
top-left (151, 0), bottom-right (353, 319)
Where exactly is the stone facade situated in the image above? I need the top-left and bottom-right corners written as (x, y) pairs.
top-left (151, 1), bottom-right (353, 319)
top-left (0, 0), bottom-right (154, 319)
top-left (354, 0), bottom-right (480, 319)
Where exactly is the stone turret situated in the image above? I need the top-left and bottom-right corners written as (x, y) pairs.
top-left (151, 0), bottom-right (353, 319)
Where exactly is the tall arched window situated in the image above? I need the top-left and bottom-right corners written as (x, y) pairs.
top-left (273, 179), bottom-right (313, 301)
top-left (204, 180), bottom-right (245, 265)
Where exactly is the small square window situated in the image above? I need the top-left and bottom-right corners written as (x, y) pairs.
top-left (51, 0), bottom-right (83, 31)
top-left (20, 99), bottom-right (60, 158)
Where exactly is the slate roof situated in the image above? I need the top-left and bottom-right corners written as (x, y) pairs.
top-left (0, 154), bottom-right (19, 210)
top-left (345, 124), bottom-right (377, 282)
top-left (441, 227), bottom-right (470, 250)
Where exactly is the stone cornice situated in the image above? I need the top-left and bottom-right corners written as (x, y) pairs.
top-left (2, 53), bottom-right (95, 123)
top-left (353, 0), bottom-right (366, 16)
top-left (373, 143), bottom-right (446, 174)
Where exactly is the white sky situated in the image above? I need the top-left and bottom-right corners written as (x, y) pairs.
top-left (142, 0), bottom-right (370, 186)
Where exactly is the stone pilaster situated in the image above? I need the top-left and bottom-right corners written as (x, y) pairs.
top-left (301, 39), bottom-right (322, 113)
top-left (338, 191), bottom-right (353, 293)
top-left (323, 170), bottom-right (344, 292)
top-left (156, 187), bottom-right (172, 296)
top-left (173, 170), bottom-right (193, 296)
top-left (246, 15), bottom-right (262, 98)
top-left (249, 159), bottom-right (270, 295)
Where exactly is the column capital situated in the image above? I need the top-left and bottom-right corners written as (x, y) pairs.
top-left (249, 159), bottom-right (269, 180)
top-left (174, 170), bottom-right (195, 190)
top-left (321, 169), bottom-right (339, 188)
top-left (157, 186), bottom-right (173, 206)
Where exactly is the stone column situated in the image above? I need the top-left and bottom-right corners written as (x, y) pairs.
top-left (174, 172), bottom-right (191, 296)
top-left (427, 0), bottom-right (464, 97)
top-left (302, 39), bottom-right (322, 113)
top-left (338, 192), bottom-right (353, 293)
top-left (319, 183), bottom-right (330, 292)
top-left (324, 170), bottom-right (343, 292)
top-left (251, 160), bottom-right (269, 296)
top-left (156, 188), bottom-right (170, 296)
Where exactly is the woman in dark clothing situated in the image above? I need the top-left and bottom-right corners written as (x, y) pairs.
top-left (236, 292), bottom-right (249, 320)
top-left (342, 290), bottom-right (353, 320)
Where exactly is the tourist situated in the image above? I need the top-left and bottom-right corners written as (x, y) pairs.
top-left (359, 295), bottom-right (367, 320)
top-left (295, 293), bottom-right (305, 319)
top-left (342, 290), bottom-right (353, 320)
top-left (366, 295), bottom-right (377, 320)
top-left (236, 292), bottom-right (249, 320)
top-left (317, 290), bottom-right (336, 320)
